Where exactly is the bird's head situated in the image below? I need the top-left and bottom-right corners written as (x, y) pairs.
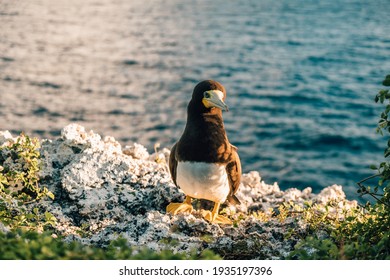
top-left (191, 80), bottom-right (229, 113)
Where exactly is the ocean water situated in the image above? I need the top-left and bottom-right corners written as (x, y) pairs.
top-left (1, 0), bottom-right (390, 201)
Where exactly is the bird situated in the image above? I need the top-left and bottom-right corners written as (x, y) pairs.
top-left (166, 80), bottom-right (241, 224)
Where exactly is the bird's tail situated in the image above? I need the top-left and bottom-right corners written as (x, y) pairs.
top-left (227, 194), bottom-right (241, 205)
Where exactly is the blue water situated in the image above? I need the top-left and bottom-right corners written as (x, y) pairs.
top-left (1, 0), bottom-right (390, 200)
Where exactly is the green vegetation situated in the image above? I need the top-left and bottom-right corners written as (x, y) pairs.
top-left (0, 135), bottom-right (56, 232)
top-left (0, 134), bottom-right (53, 202)
top-left (0, 230), bottom-right (220, 260)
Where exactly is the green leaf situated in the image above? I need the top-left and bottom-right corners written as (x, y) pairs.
top-left (385, 105), bottom-right (390, 115)
top-left (383, 75), bottom-right (390, 87)
top-left (369, 164), bottom-right (377, 170)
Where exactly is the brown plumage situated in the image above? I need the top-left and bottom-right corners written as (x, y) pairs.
top-left (166, 80), bottom-right (241, 224)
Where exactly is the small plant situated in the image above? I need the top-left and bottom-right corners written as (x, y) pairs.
top-left (0, 134), bottom-right (53, 202)
top-left (0, 134), bottom-right (55, 231)
top-left (358, 74), bottom-right (390, 208)
top-left (281, 200), bottom-right (346, 231)
top-left (252, 208), bottom-right (273, 223)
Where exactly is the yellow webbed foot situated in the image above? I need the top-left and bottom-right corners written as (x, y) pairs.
top-left (201, 204), bottom-right (232, 225)
top-left (213, 214), bottom-right (233, 225)
top-left (166, 196), bottom-right (193, 215)
top-left (201, 210), bottom-right (232, 225)
top-left (166, 202), bottom-right (193, 215)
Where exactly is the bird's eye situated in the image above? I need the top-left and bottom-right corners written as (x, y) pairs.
top-left (204, 92), bottom-right (210, 98)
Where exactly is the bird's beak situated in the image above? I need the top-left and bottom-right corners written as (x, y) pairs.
top-left (202, 90), bottom-right (229, 111)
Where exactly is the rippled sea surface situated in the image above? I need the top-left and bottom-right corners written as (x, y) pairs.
top-left (1, 0), bottom-right (390, 200)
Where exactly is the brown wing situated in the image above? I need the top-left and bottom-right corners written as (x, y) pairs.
top-left (226, 145), bottom-right (241, 205)
top-left (169, 142), bottom-right (178, 186)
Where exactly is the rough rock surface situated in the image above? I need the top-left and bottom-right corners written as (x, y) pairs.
top-left (1, 124), bottom-right (358, 259)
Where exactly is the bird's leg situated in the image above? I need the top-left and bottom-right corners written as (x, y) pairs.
top-left (166, 196), bottom-right (193, 215)
top-left (202, 202), bottom-right (232, 225)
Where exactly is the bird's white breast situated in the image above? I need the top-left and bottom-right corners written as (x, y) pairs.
top-left (176, 161), bottom-right (229, 203)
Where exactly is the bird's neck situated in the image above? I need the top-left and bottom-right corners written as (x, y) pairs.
top-left (178, 109), bottom-right (230, 163)
top-left (186, 110), bottom-right (225, 134)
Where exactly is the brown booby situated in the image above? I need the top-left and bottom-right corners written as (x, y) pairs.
top-left (166, 80), bottom-right (241, 224)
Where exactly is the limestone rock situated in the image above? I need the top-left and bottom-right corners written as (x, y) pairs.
top-left (123, 143), bottom-right (150, 160)
top-left (0, 130), bottom-right (14, 146)
top-left (0, 124), bottom-right (358, 259)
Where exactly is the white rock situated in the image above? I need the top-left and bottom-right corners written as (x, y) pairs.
top-left (242, 171), bottom-right (262, 188)
top-left (0, 130), bottom-right (14, 146)
top-left (283, 188), bottom-right (304, 202)
top-left (316, 184), bottom-right (346, 204)
top-left (123, 143), bottom-right (150, 160)
top-left (61, 123), bottom-right (102, 149)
